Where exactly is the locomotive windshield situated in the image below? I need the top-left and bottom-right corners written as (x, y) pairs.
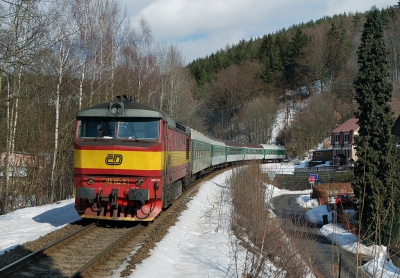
top-left (77, 119), bottom-right (116, 138)
top-left (117, 119), bottom-right (159, 140)
top-left (77, 118), bottom-right (159, 140)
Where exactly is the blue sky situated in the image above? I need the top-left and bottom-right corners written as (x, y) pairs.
top-left (120, 0), bottom-right (395, 63)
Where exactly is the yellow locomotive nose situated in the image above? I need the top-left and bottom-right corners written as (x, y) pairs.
top-left (74, 149), bottom-right (163, 171)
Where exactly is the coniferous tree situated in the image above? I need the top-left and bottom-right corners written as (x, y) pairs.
top-left (351, 13), bottom-right (362, 30)
top-left (352, 6), bottom-right (398, 246)
top-left (284, 28), bottom-right (309, 89)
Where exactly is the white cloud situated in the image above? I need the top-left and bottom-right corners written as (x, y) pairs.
top-left (324, 0), bottom-right (393, 15)
top-left (120, 0), bottom-right (395, 62)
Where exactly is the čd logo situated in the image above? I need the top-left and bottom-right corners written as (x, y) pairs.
top-left (105, 154), bottom-right (123, 165)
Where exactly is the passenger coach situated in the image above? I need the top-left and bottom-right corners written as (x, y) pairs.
top-left (224, 139), bottom-right (245, 164)
top-left (243, 142), bottom-right (264, 162)
top-left (261, 144), bottom-right (286, 162)
top-left (190, 128), bottom-right (212, 180)
top-left (210, 137), bottom-right (227, 169)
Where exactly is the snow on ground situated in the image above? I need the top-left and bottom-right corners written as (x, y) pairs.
top-left (0, 199), bottom-right (81, 254)
top-left (0, 162), bottom-right (399, 277)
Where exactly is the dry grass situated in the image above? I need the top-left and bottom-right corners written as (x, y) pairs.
top-left (311, 182), bottom-right (353, 204)
top-left (228, 163), bottom-right (319, 277)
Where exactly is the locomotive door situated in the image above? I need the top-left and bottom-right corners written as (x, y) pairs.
top-left (164, 121), bottom-right (169, 175)
top-left (162, 120), bottom-right (170, 208)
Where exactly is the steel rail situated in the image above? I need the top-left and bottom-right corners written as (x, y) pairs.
top-left (70, 225), bottom-right (139, 278)
top-left (0, 223), bottom-right (96, 278)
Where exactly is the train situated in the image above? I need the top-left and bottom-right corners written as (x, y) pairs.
top-left (73, 95), bottom-right (286, 221)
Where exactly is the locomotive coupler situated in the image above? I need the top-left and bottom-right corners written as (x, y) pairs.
top-left (111, 189), bottom-right (118, 206)
top-left (95, 189), bottom-right (103, 213)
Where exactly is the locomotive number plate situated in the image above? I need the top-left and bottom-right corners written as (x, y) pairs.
top-left (101, 178), bottom-right (130, 185)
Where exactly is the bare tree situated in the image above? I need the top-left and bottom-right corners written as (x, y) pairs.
top-left (83, 0), bottom-right (124, 106)
top-left (134, 17), bottom-right (154, 103)
top-left (44, 0), bottom-right (78, 203)
top-left (72, 0), bottom-right (91, 110)
top-left (237, 96), bottom-right (278, 144)
top-left (0, 0), bottom-right (48, 214)
top-left (285, 92), bottom-right (338, 158)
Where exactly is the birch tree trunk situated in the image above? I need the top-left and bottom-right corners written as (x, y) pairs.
top-left (1, 2), bottom-right (21, 214)
top-left (75, 0), bottom-right (91, 110)
top-left (1, 0), bottom-right (33, 213)
top-left (49, 0), bottom-right (74, 203)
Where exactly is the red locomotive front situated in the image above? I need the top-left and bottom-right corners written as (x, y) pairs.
top-left (73, 97), bottom-right (190, 221)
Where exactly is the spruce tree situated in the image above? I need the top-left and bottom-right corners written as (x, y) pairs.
top-left (352, 6), bottom-right (398, 246)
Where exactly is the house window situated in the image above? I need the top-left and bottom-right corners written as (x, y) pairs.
top-left (344, 133), bottom-right (349, 143)
top-left (334, 134), bottom-right (340, 143)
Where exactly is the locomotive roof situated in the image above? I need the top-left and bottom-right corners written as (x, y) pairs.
top-left (77, 100), bottom-right (167, 119)
top-left (77, 99), bottom-right (190, 134)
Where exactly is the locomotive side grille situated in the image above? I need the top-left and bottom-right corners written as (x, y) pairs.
top-left (186, 138), bottom-right (190, 159)
top-left (176, 122), bottom-right (186, 132)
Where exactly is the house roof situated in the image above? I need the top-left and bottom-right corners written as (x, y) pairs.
top-left (332, 118), bottom-right (359, 133)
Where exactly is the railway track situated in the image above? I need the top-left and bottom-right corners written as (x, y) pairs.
top-left (0, 168), bottom-right (228, 277)
top-left (0, 221), bottom-right (143, 277)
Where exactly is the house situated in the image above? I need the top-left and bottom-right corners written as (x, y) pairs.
top-left (331, 118), bottom-right (359, 166)
top-left (0, 151), bottom-right (45, 177)
top-left (309, 148), bottom-right (333, 167)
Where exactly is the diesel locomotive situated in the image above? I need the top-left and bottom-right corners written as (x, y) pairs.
top-left (73, 96), bottom-right (285, 221)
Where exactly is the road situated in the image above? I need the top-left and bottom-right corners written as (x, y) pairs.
top-left (271, 194), bottom-right (367, 278)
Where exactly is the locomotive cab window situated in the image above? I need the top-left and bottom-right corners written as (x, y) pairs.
top-left (77, 119), bottom-right (116, 138)
top-left (117, 119), bottom-right (159, 140)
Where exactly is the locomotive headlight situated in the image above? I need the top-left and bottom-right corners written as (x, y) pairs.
top-left (135, 179), bottom-right (143, 187)
top-left (87, 177), bottom-right (94, 185)
top-left (109, 102), bottom-right (123, 116)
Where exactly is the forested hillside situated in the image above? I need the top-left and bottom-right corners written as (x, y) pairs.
top-left (188, 4), bottom-right (400, 157)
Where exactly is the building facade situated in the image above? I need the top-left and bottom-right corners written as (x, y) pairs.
top-left (331, 118), bottom-right (359, 166)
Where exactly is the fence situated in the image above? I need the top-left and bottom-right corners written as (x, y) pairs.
top-left (293, 165), bottom-right (353, 174)
top-left (273, 170), bottom-right (354, 191)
